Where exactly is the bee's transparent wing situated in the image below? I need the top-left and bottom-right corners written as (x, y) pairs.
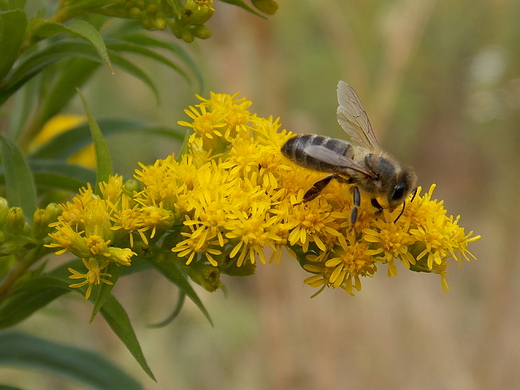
top-left (306, 145), bottom-right (376, 178)
top-left (336, 80), bottom-right (380, 150)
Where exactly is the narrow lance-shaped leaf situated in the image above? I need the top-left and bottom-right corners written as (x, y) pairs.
top-left (145, 254), bottom-right (213, 326)
top-left (148, 291), bottom-right (186, 328)
top-left (28, 158), bottom-right (96, 190)
top-left (0, 135), bottom-right (37, 217)
top-left (76, 89), bottom-right (112, 192)
top-left (0, 40), bottom-right (104, 106)
top-left (32, 20), bottom-right (113, 73)
top-left (29, 118), bottom-right (186, 160)
top-left (106, 40), bottom-right (190, 85)
top-left (118, 33), bottom-right (204, 90)
top-left (100, 295), bottom-right (156, 381)
top-left (0, 275), bottom-right (71, 330)
top-left (30, 58), bottom-right (100, 137)
top-left (218, 0), bottom-right (267, 18)
top-left (90, 262), bottom-right (122, 322)
top-left (0, 38), bottom-right (158, 106)
top-left (0, 9), bottom-right (27, 81)
top-left (0, 332), bottom-right (143, 390)
top-left (48, 260), bottom-right (155, 381)
top-left (106, 49), bottom-right (159, 102)
top-left (0, 158), bottom-right (92, 193)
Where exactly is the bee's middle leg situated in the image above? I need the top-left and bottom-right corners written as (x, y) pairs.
top-left (303, 174), bottom-right (350, 202)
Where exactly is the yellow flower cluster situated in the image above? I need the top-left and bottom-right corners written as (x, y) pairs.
top-left (47, 176), bottom-right (173, 298)
top-left (48, 92), bottom-right (480, 298)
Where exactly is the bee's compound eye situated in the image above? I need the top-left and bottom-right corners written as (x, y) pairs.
top-left (391, 181), bottom-right (408, 201)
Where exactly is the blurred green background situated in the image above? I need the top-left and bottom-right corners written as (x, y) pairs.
top-left (3, 0), bottom-right (520, 388)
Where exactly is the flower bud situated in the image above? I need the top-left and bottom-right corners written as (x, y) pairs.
top-left (0, 198), bottom-right (9, 228)
top-left (181, 29), bottom-right (194, 43)
top-left (45, 203), bottom-right (62, 224)
top-left (6, 207), bottom-right (26, 235)
top-left (123, 179), bottom-right (140, 197)
top-left (184, 262), bottom-right (222, 292)
top-left (251, 0), bottom-right (279, 15)
top-left (32, 209), bottom-right (48, 239)
top-left (193, 25), bottom-right (211, 39)
top-left (154, 15), bottom-right (167, 30)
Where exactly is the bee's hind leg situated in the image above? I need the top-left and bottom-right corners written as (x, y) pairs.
top-left (303, 174), bottom-right (350, 203)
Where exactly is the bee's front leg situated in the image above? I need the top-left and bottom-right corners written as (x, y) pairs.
top-left (371, 198), bottom-right (383, 216)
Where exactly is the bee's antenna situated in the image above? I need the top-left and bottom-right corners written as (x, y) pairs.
top-left (410, 188), bottom-right (418, 202)
top-left (394, 201), bottom-right (406, 223)
top-left (393, 189), bottom-right (417, 223)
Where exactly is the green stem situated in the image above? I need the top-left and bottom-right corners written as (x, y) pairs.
top-left (0, 246), bottom-right (45, 303)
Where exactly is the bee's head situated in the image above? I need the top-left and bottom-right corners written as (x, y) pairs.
top-left (387, 167), bottom-right (418, 210)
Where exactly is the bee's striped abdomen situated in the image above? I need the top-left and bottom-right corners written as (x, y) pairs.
top-left (281, 134), bottom-right (354, 173)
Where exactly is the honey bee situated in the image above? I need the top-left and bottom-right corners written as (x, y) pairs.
top-left (281, 80), bottom-right (417, 224)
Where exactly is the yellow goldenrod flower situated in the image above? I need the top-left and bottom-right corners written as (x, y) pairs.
top-left (171, 224), bottom-right (223, 266)
top-left (363, 218), bottom-right (416, 274)
top-left (68, 258), bottom-right (113, 300)
top-left (106, 247), bottom-right (137, 267)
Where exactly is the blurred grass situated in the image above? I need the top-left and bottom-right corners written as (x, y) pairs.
top-left (3, 0), bottom-right (520, 388)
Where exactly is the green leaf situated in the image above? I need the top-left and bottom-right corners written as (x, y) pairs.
top-left (0, 9), bottom-right (27, 82)
top-left (148, 291), bottom-right (185, 328)
top-left (99, 296), bottom-right (156, 381)
top-left (90, 262), bottom-right (122, 322)
top-left (48, 260), bottom-right (155, 380)
top-left (32, 20), bottom-right (113, 72)
top-left (77, 89), bottom-right (112, 191)
top-left (0, 157), bottom-right (87, 201)
top-left (3, 0), bottom-right (27, 10)
top-left (59, 0), bottom-right (113, 15)
top-left (0, 276), bottom-right (70, 329)
top-left (0, 135), bottom-right (37, 217)
top-left (8, 77), bottom-right (39, 141)
top-left (106, 39), bottom-right (190, 85)
top-left (29, 118), bottom-right (186, 159)
top-left (0, 39), bottom-right (159, 106)
top-left (145, 255), bottom-right (213, 326)
top-left (0, 40), bottom-right (103, 106)
top-left (118, 33), bottom-right (203, 89)
top-left (30, 58), bottom-right (100, 136)
top-left (28, 159), bottom-right (96, 190)
top-left (106, 49), bottom-right (159, 102)
top-left (0, 383), bottom-right (23, 390)
top-left (0, 332), bottom-right (143, 390)
top-left (218, 0), bottom-right (266, 18)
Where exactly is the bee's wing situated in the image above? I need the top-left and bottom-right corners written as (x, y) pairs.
top-left (336, 80), bottom-right (381, 150)
top-left (306, 145), bottom-right (376, 178)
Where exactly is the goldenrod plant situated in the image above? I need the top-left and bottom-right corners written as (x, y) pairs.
top-left (0, 0), bottom-right (479, 388)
